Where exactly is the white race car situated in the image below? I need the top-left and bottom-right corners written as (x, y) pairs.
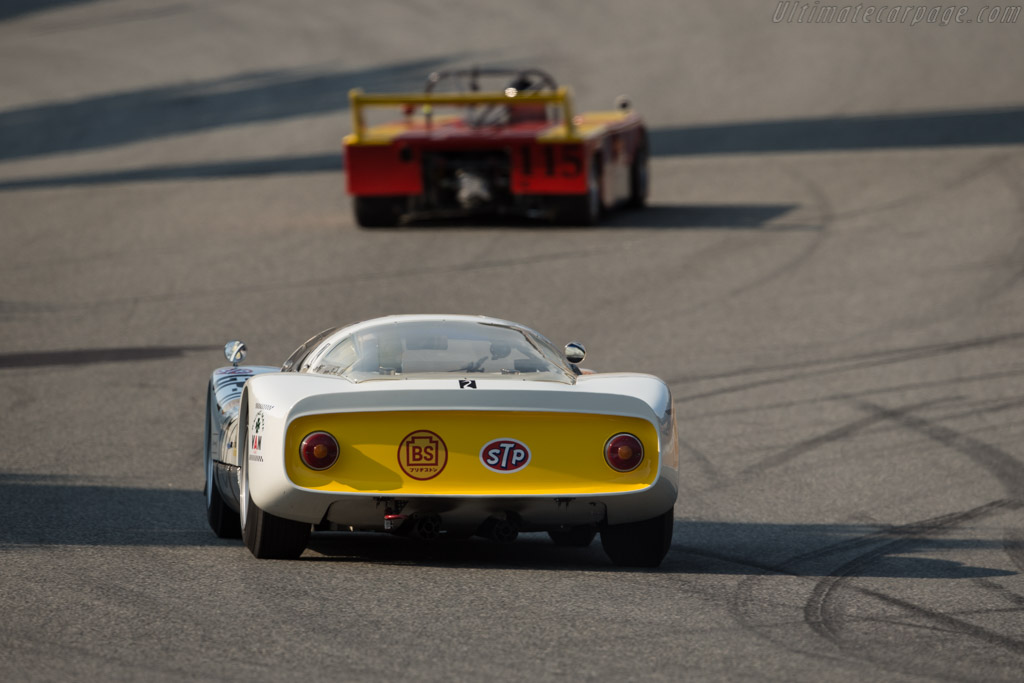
top-left (204, 315), bottom-right (678, 566)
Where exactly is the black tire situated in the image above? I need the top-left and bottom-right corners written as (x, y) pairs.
top-left (242, 485), bottom-right (310, 559)
top-left (554, 156), bottom-right (603, 225)
top-left (205, 398), bottom-right (240, 539)
top-left (627, 139), bottom-right (649, 208)
top-left (206, 469), bottom-right (241, 539)
top-left (600, 508), bottom-right (673, 567)
top-left (354, 196), bottom-right (403, 228)
top-left (548, 525), bottom-right (597, 547)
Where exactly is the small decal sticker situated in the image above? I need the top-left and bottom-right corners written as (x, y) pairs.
top-left (250, 411), bottom-right (264, 455)
top-left (459, 379), bottom-right (477, 389)
top-left (398, 430), bottom-right (448, 480)
top-left (480, 438), bottom-right (531, 473)
top-left (214, 367), bottom-right (254, 376)
top-left (255, 402), bottom-right (275, 411)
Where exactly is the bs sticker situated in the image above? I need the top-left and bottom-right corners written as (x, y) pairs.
top-left (479, 438), bottom-right (531, 473)
top-left (398, 430), bottom-right (448, 480)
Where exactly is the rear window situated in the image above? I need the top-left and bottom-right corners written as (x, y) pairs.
top-left (305, 319), bottom-right (573, 383)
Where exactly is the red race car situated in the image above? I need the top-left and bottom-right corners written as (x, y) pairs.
top-left (343, 68), bottom-right (648, 227)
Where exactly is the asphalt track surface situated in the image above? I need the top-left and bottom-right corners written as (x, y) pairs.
top-left (1, 1), bottom-right (1023, 681)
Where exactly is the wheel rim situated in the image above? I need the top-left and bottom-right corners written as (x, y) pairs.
top-left (239, 449), bottom-right (249, 531)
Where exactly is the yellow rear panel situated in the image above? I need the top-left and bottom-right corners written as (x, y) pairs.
top-left (286, 410), bottom-right (658, 495)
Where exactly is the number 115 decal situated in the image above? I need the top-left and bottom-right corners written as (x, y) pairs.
top-left (520, 145), bottom-right (583, 178)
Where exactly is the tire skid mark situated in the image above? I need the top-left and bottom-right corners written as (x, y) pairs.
top-left (1003, 527), bottom-right (1024, 574)
top-left (697, 162), bottom-right (834, 307)
top-left (830, 152), bottom-right (1012, 224)
top-left (670, 332), bottom-right (1024, 404)
top-left (678, 434), bottom-right (723, 486)
top-left (587, 231), bottom-right (772, 321)
top-left (739, 398), bottom-right (951, 478)
top-left (724, 499), bottom-right (1020, 674)
top-left (971, 577), bottom-right (1024, 609)
top-left (674, 332), bottom-right (1024, 384)
top-left (687, 500), bottom-right (1011, 580)
top-left (922, 395), bottom-right (1024, 426)
top-left (858, 589), bottom-right (1024, 656)
top-left (789, 398), bottom-right (1024, 672)
top-left (987, 154), bottom-right (1024, 295)
top-left (855, 401), bottom-right (1024, 499)
top-left (803, 500), bottom-right (1020, 643)
top-left (793, 499), bottom-right (1018, 571)
top-left (662, 162), bottom-right (834, 322)
top-left (597, 160), bottom-right (834, 324)
top-left (848, 154), bottom-right (1024, 340)
top-left (683, 367), bottom-right (1024, 421)
top-left (0, 243), bottom-right (610, 314)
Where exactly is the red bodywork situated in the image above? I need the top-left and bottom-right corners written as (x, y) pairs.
top-left (343, 84), bottom-right (648, 225)
top-left (348, 122), bottom-right (603, 197)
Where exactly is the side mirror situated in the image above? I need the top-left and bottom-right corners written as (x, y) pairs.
top-left (564, 342), bottom-right (586, 365)
top-left (224, 341), bottom-right (247, 366)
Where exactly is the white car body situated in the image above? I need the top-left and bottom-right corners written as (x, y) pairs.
top-left (204, 315), bottom-right (678, 565)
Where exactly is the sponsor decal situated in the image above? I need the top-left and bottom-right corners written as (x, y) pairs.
top-left (214, 367), bottom-right (254, 376)
top-left (480, 438), bottom-right (531, 473)
top-left (459, 379), bottom-right (477, 389)
top-left (397, 430), bottom-right (448, 480)
top-left (250, 411), bottom-right (265, 453)
top-left (255, 402), bottom-right (275, 411)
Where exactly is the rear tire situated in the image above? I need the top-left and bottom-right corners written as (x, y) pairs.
top-left (627, 140), bottom-right (649, 208)
top-left (242, 480), bottom-right (310, 559)
top-left (206, 466), bottom-right (241, 539)
top-left (554, 156), bottom-right (603, 225)
top-left (548, 525), bottom-right (597, 547)
top-left (354, 196), bottom-right (403, 227)
top-left (600, 508), bottom-right (673, 567)
top-left (205, 402), bottom-right (240, 539)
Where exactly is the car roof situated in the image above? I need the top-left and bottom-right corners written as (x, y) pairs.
top-left (333, 314), bottom-right (540, 339)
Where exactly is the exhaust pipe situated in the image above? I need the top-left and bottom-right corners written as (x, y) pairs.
top-left (409, 514), bottom-right (442, 541)
top-left (478, 516), bottom-right (519, 543)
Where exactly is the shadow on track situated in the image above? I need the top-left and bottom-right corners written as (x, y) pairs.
top-left (0, 344), bottom-right (220, 369)
top-left (347, 204), bottom-right (805, 232)
top-left (1, 475), bottom-right (1015, 577)
top-left (0, 0), bottom-right (95, 21)
top-left (0, 155), bottom-right (342, 191)
top-left (0, 57), bottom-right (454, 162)
top-left (2, 98), bottom-right (1023, 191)
top-left (650, 106), bottom-right (1024, 156)
top-left (670, 520), bottom-right (1019, 579)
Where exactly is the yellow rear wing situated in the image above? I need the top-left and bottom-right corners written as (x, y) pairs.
top-left (346, 87), bottom-right (580, 144)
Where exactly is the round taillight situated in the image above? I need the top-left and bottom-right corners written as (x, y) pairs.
top-left (300, 432), bottom-right (339, 470)
top-left (604, 433), bottom-right (643, 472)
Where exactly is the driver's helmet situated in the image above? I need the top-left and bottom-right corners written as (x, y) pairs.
top-left (506, 75), bottom-right (548, 123)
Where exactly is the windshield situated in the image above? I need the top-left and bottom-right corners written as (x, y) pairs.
top-left (305, 319), bottom-right (574, 383)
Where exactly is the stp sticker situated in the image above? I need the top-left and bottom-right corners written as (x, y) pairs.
top-left (398, 430), bottom-right (448, 480)
top-left (479, 438), bottom-right (531, 473)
